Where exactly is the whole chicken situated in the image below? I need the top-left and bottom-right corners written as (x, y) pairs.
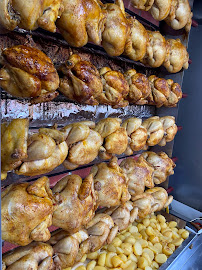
top-left (150, 0), bottom-right (172, 20)
top-left (91, 157), bottom-right (131, 207)
top-left (85, 213), bottom-right (118, 252)
top-left (95, 118), bottom-right (128, 160)
top-left (0, 0), bottom-right (63, 32)
top-left (0, 45), bottom-right (59, 103)
top-left (141, 31), bottom-right (167, 68)
top-left (165, 0), bottom-right (192, 31)
top-left (101, 0), bottom-right (130, 56)
top-left (1, 118), bottom-right (28, 180)
top-left (122, 118), bottom-right (148, 154)
top-left (145, 187), bottom-right (173, 211)
top-left (163, 39), bottom-right (189, 73)
top-left (2, 176), bottom-right (54, 245)
top-left (166, 79), bottom-right (182, 107)
top-left (124, 17), bottom-right (148, 61)
top-left (16, 129), bottom-right (68, 176)
top-left (132, 193), bottom-right (155, 219)
top-left (59, 54), bottom-right (103, 105)
top-left (61, 121), bottom-right (103, 170)
top-left (159, 116), bottom-right (178, 146)
top-left (104, 201), bottom-right (138, 232)
top-left (140, 151), bottom-right (175, 184)
top-left (97, 67), bottom-right (129, 108)
top-left (124, 69), bottom-right (151, 105)
top-left (52, 174), bottom-right (97, 233)
top-left (56, 0), bottom-right (106, 47)
top-left (120, 156), bottom-right (154, 197)
top-left (142, 116), bottom-right (164, 146)
top-left (130, 0), bottom-right (154, 10)
top-left (2, 242), bottom-right (54, 270)
top-left (48, 229), bottom-right (89, 268)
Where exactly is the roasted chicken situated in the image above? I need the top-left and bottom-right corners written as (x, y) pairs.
top-left (1, 118), bottom-right (28, 180)
top-left (124, 17), bottom-right (148, 62)
top-left (2, 242), bottom-right (54, 270)
top-left (130, 0), bottom-right (154, 11)
top-left (101, 0), bottom-right (130, 56)
top-left (141, 31), bottom-right (167, 68)
top-left (0, 0), bottom-right (63, 32)
top-left (150, 0), bottom-right (172, 21)
top-left (48, 229), bottom-right (89, 268)
top-left (62, 122), bottom-right (103, 170)
top-left (2, 177), bottom-right (54, 245)
top-left (97, 67), bottom-right (129, 108)
top-left (0, 45), bottom-right (59, 103)
top-left (122, 118), bottom-right (148, 154)
top-left (140, 151), bottom-right (175, 184)
top-left (95, 118), bottom-right (128, 160)
top-left (59, 54), bottom-right (103, 105)
top-left (132, 193), bottom-right (156, 219)
top-left (52, 174), bottom-right (97, 233)
top-left (159, 116), bottom-right (178, 146)
top-left (91, 157), bottom-right (131, 207)
top-left (56, 0), bottom-right (106, 47)
top-left (164, 39), bottom-right (189, 73)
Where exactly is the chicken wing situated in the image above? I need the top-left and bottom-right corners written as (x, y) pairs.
top-left (141, 31), bottom-right (167, 68)
top-left (0, 45), bottom-right (59, 103)
top-left (1, 119), bottom-right (28, 179)
top-left (2, 242), bottom-right (54, 270)
top-left (97, 67), bottom-right (129, 108)
top-left (140, 151), bottom-right (175, 184)
top-left (124, 69), bottom-right (151, 105)
top-left (150, 0), bottom-right (172, 20)
top-left (52, 174), bottom-right (97, 233)
top-left (163, 38), bottom-right (189, 73)
top-left (59, 54), bottom-right (103, 105)
top-left (91, 157), bottom-right (131, 207)
top-left (95, 118), bottom-right (128, 159)
top-left (122, 118), bottom-right (148, 154)
top-left (2, 176), bottom-right (54, 245)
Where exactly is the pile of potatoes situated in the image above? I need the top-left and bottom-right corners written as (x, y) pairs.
top-left (67, 214), bottom-right (190, 270)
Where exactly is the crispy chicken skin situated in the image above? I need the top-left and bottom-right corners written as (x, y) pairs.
top-left (2, 242), bottom-right (54, 270)
top-left (0, 0), bottom-right (63, 32)
top-left (130, 0), bottom-right (154, 11)
top-left (140, 151), bottom-right (175, 184)
top-left (1, 118), bottom-right (28, 179)
top-left (2, 177), bottom-right (54, 246)
top-left (59, 54), bottom-right (103, 105)
top-left (150, 0), bottom-right (172, 20)
top-left (52, 174), bottom-right (97, 233)
top-left (132, 193), bottom-right (155, 219)
top-left (56, 0), bottom-right (106, 47)
top-left (101, 0), bottom-right (130, 56)
top-left (159, 116), bottom-right (178, 146)
top-left (91, 157), bottom-right (131, 208)
top-left (48, 229), bottom-right (89, 268)
top-left (124, 17), bottom-right (148, 62)
top-left (164, 39), bottom-right (189, 73)
top-left (0, 45), bottom-right (59, 103)
top-left (97, 67), bottom-right (129, 108)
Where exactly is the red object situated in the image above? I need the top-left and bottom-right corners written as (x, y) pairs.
top-left (177, 126), bottom-right (183, 131)
top-left (188, 59), bottom-right (192, 64)
top-left (182, 93), bottom-right (188, 98)
top-left (192, 19), bottom-right (198, 27)
top-left (166, 186), bottom-right (174, 194)
top-left (172, 157), bottom-right (178, 163)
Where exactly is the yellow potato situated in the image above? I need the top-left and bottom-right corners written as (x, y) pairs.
top-left (124, 232), bottom-right (132, 238)
top-left (121, 243), bottom-right (133, 256)
top-left (132, 232), bottom-right (143, 240)
top-left (87, 260), bottom-right (96, 270)
top-left (105, 252), bottom-right (117, 268)
top-left (146, 227), bottom-right (155, 236)
top-left (75, 267), bottom-right (86, 270)
top-left (137, 257), bottom-right (149, 268)
top-left (112, 237), bottom-right (122, 247)
top-left (143, 248), bottom-right (154, 261)
top-left (168, 221), bottom-right (177, 228)
top-left (116, 247), bottom-right (124, 254)
top-left (172, 228), bottom-right (179, 233)
top-left (168, 243), bottom-right (176, 252)
top-left (153, 243), bottom-right (162, 253)
top-left (181, 230), bottom-right (189, 239)
top-left (87, 252), bottom-right (98, 260)
top-left (142, 251), bottom-right (152, 265)
top-left (133, 241), bottom-right (143, 256)
top-left (162, 230), bottom-right (173, 238)
top-left (111, 256), bottom-right (123, 268)
top-left (125, 262), bottom-right (137, 270)
top-left (80, 254), bottom-right (87, 263)
top-left (148, 245), bottom-right (159, 255)
top-left (98, 253), bottom-right (106, 267)
top-left (125, 237), bottom-right (136, 245)
top-left (119, 254), bottom-right (128, 262)
top-left (137, 224), bottom-right (146, 232)
top-left (108, 244), bottom-right (117, 253)
top-left (129, 226), bottom-right (138, 234)
top-left (155, 254), bottom-right (167, 264)
top-left (118, 235), bottom-right (126, 241)
top-left (178, 229), bottom-right (186, 234)
top-left (162, 246), bottom-right (173, 256)
top-left (151, 261), bottom-right (159, 269)
top-left (172, 231), bottom-right (180, 239)
top-left (140, 229), bottom-right (148, 240)
top-left (160, 222), bottom-right (167, 230)
top-left (64, 268), bottom-right (71, 270)
top-left (150, 223), bottom-right (156, 229)
top-left (121, 260), bottom-right (132, 269)
top-left (157, 215), bottom-right (166, 223)
top-left (150, 218), bottom-right (157, 224)
top-left (94, 267), bottom-right (107, 270)
top-left (145, 267), bottom-right (153, 270)
top-left (128, 253), bottom-right (138, 262)
top-left (150, 215), bottom-right (157, 220)
top-left (149, 235), bottom-right (159, 244)
top-left (156, 224), bottom-right (161, 231)
top-left (139, 239), bottom-right (149, 248)
top-left (147, 241), bottom-right (153, 247)
top-left (143, 218), bottom-right (150, 227)
top-left (172, 238), bottom-right (184, 246)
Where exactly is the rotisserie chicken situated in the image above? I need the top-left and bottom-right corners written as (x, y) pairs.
top-left (2, 176), bottom-right (54, 245)
top-left (159, 116), bottom-right (178, 146)
top-left (150, 0), bottom-right (172, 21)
top-left (132, 193), bottom-right (156, 219)
top-left (52, 174), bottom-right (97, 233)
top-left (130, 0), bottom-right (154, 11)
top-left (91, 157), bottom-right (131, 207)
top-left (59, 54), bottom-right (103, 105)
top-left (0, 45), bottom-right (59, 103)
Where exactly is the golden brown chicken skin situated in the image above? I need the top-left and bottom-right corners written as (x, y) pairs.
top-left (59, 54), bottom-right (103, 105)
top-left (52, 174), bottom-right (97, 233)
top-left (2, 176), bottom-right (54, 246)
top-left (150, 0), bottom-right (172, 20)
top-left (131, 0), bottom-right (154, 11)
top-left (0, 45), bottom-right (59, 103)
